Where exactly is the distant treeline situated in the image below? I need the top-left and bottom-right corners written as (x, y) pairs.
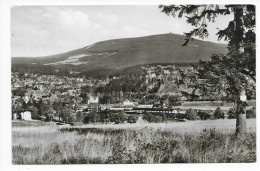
top-left (11, 62), bottom-right (196, 78)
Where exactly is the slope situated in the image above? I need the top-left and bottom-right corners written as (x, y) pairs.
top-left (12, 33), bottom-right (228, 71)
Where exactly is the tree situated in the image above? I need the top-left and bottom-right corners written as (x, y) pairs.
top-left (83, 115), bottom-right (91, 124)
top-left (41, 105), bottom-right (56, 122)
top-left (53, 101), bottom-right (63, 121)
top-left (127, 114), bottom-right (139, 124)
top-left (185, 108), bottom-right (198, 120)
top-left (197, 111), bottom-right (211, 120)
top-left (27, 106), bottom-right (38, 115)
top-left (159, 4), bottom-right (255, 135)
top-left (100, 110), bottom-right (110, 124)
top-left (214, 107), bottom-right (225, 119)
top-left (142, 113), bottom-right (165, 123)
top-left (88, 111), bottom-right (100, 123)
top-left (246, 107), bottom-right (256, 119)
top-left (75, 111), bottom-right (85, 122)
top-left (12, 101), bottom-right (23, 119)
top-left (109, 111), bottom-right (127, 124)
top-left (227, 108), bottom-right (236, 119)
top-left (168, 95), bottom-right (181, 105)
top-left (61, 106), bottom-right (74, 123)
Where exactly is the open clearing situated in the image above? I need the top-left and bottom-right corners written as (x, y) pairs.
top-left (70, 119), bottom-right (256, 132)
top-left (12, 119), bottom-right (256, 133)
top-left (12, 119), bottom-right (256, 164)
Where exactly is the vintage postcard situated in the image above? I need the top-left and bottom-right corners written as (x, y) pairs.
top-left (1, 0), bottom-right (257, 168)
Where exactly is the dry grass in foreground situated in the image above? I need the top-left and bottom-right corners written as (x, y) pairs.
top-left (12, 119), bottom-right (256, 164)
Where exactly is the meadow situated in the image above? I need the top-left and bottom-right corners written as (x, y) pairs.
top-left (12, 119), bottom-right (256, 164)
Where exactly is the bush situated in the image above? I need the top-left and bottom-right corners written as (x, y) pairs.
top-left (109, 112), bottom-right (127, 124)
top-left (185, 108), bottom-right (197, 120)
top-left (83, 115), bottom-right (90, 124)
top-left (88, 112), bottom-right (100, 123)
top-left (214, 107), bottom-right (225, 119)
top-left (99, 111), bottom-right (110, 124)
top-left (227, 108), bottom-right (236, 119)
top-left (168, 95), bottom-right (181, 105)
top-left (142, 113), bottom-right (165, 123)
top-left (246, 107), bottom-right (256, 118)
top-left (198, 111), bottom-right (210, 120)
top-left (83, 112), bottom-right (100, 124)
top-left (127, 115), bottom-right (139, 124)
top-left (142, 113), bottom-right (153, 122)
top-left (67, 115), bottom-right (76, 123)
top-left (75, 111), bottom-right (85, 122)
top-left (31, 114), bottom-right (41, 120)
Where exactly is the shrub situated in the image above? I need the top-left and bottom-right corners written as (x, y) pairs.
top-left (246, 107), bottom-right (256, 118)
top-left (88, 112), bottom-right (100, 123)
top-left (168, 95), bottom-right (181, 105)
top-left (83, 115), bottom-right (90, 124)
top-left (185, 108), bottom-right (197, 120)
top-left (142, 113), bottom-right (153, 122)
top-left (99, 111), bottom-right (110, 124)
top-left (142, 113), bottom-right (165, 123)
top-left (67, 115), bottom-right (76, 123)
top-left (82, 112), bottom-right (100, 124)
top-left (127, 115), bottom-right (139, 124)
top-left (31, 114), bottom-right (41, 120)
top-left (75, 111), bottom-right (85, 122)
top-left (109, 112), bottom-right (127, 124)
top-left (227, 108), bottom-right (236, 119)
top-left (214, 107), bottom-right (225, 119)
top-left (198, 111), bottom-right (210, 120)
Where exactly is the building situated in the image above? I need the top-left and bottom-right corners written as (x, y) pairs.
top-left (20, 111), bottom-right (32, 120)
top-left (88, 104), bottom-right (101, 112)
top-left (123, 100), bottom-right (138, 107)
top-left (88, 96), bottom-right (99, 104)
top-left (163, 69), bottom-right (170, 74)
top-left (137, 105), bottom-right (153, 108)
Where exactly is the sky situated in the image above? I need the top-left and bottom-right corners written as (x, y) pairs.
top-left (11, 5), bottom-right (234, 57)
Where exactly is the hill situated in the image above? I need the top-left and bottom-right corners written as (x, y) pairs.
top-left (12, 33), bottom-right (228, 71)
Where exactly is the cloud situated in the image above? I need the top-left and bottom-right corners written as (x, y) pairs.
top-left (12, 7), bottom-right (92, 56)
top-left (11, 6), bottom-right (231, 57)
top-left (42, 7), bottom-right (90, 32)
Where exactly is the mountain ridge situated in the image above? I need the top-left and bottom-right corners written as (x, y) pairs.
top-left (12, 33), bottom-right (228, 70)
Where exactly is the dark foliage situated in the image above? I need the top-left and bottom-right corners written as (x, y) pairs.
top-left (109, 112), bottom-right (128, 124)
top-left (198, 111), bottom-right (211, 120)
top-left (246, 107), bottom-right (256, 119)
top-left (31, 114), bottom-right (41, 120)
top-left (227, 108), bottom-right (236, 119)
top-left (214, 107), bottom-right (225, 119)
top-left (185, 108), bottom-right (198, 120)
top-left (127, 115), bottom-right (139, 124)
top-left (142, 113), bottom-right (166, 123)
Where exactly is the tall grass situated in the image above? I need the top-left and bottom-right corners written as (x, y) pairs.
top-left (12, 122), bottom-right (256, 164)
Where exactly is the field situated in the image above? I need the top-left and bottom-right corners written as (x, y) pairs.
top-left (12, 119), bottom-right (256, 164)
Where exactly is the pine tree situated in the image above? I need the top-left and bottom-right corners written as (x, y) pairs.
top-left (159, 5), bottom-right (255, 135)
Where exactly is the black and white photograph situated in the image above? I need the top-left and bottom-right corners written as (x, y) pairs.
top-left (0, 0), bottom-right (258, 168)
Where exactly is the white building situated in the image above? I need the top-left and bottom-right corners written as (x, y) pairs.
top-left (123, 100), bottom-right (138, 106)
top-left (88, 96), bottom-right (99, 104)
top-left (20, 111), bottom-right (32, 120)
top-left (163, 70), bottom-right (170, 75)
top-left (137, 105), bottom-right (153, 108)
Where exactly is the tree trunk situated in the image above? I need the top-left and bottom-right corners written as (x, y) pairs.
top-left (236, 111), bottom-right (246, 135)
top-left (232, 6), bottom-right (247, 136)
top-left (235, 90), bottom-right (247, 135)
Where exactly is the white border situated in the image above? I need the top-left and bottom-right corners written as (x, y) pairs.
top-left (0, 0), bottom-right (259, 171)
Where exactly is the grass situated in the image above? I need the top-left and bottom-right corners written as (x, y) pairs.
top-left (12, 119), bottom-right (256, 164)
